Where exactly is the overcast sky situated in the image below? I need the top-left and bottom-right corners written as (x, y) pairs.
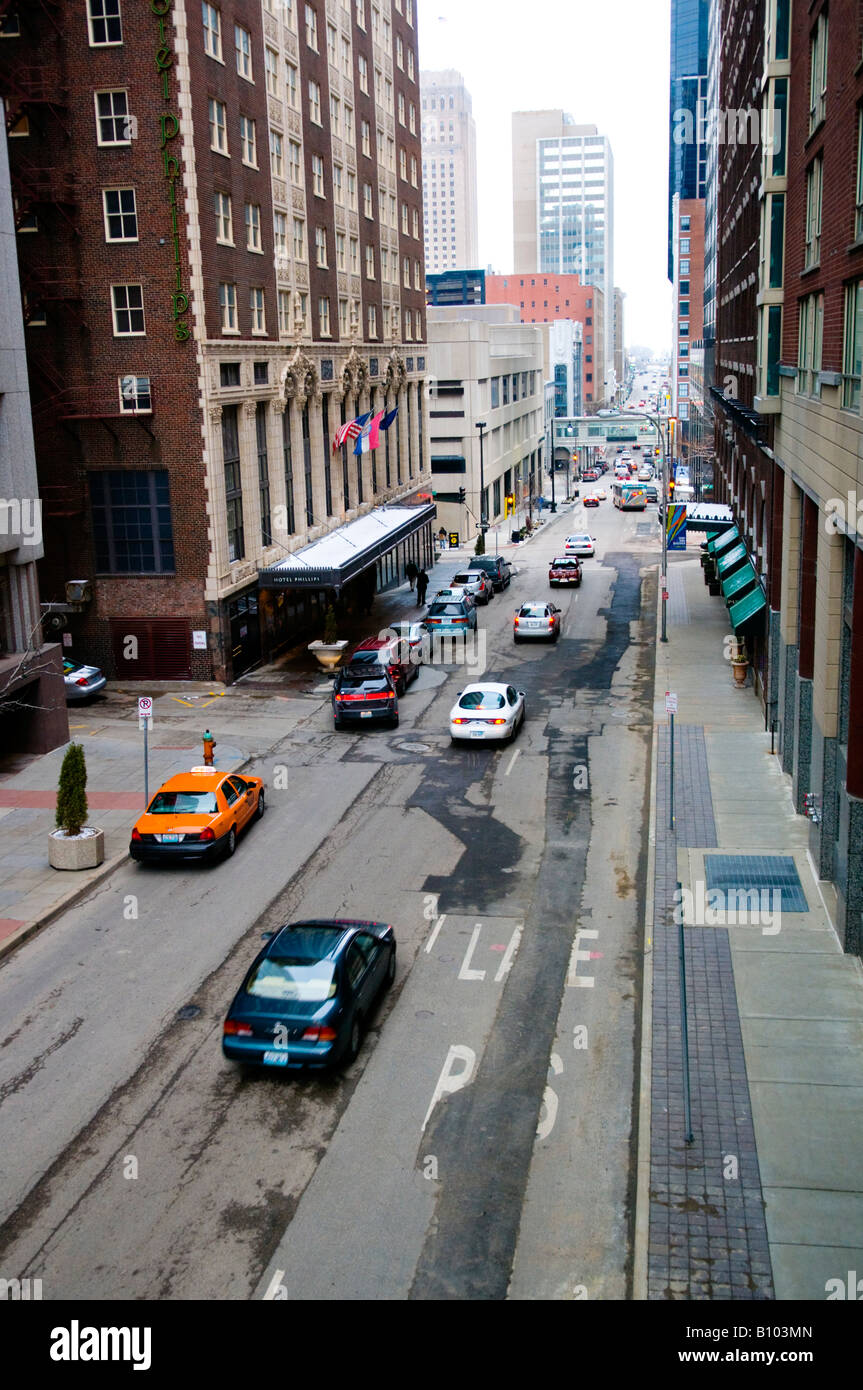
top-left (418, 0), bottom-right (673, 353)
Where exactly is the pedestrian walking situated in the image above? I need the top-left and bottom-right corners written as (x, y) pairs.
top-left (416, 568), bottom-right (429, 606)
top-left (405, 559), bottom-right (418, 591)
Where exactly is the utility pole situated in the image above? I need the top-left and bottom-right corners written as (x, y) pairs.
top-left (476, 420), bottom-right (487, 539)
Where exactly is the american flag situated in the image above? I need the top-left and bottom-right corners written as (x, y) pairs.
top-left (332, 412), bottom-right (370, 452)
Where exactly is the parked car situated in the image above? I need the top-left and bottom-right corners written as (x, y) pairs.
top-left (130, 767), bottom-right (265, 864)
top-left (449, 683), bottom-right (525, 744)
top-left (594, 488), bottom-right (607, 500)
top-left (332, 664), bottom-right (399, 730)
top-left (386, 620), bottom-right (429, 666)
top-left (549, 555), bottom-right (582, 587)
top-left (451, 570), bottom-right (493, 604)
top-left (466, 554), bottom-right (511, 592)
top-left (424, 597), bottom-right (478, 634)
top-left (564, 534), bottom-right (596, 558)
top-left (514, 601), bottom-right (561, 643)
top-left (63, 659), bottom-right (107, 702)
top-left (349, 635), bottom-right (419, 696)
top-left (222, 919), bottom-right (396, 1071)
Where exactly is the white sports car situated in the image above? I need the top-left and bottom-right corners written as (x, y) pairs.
top-left (449, 682), bottom-right (526, 744)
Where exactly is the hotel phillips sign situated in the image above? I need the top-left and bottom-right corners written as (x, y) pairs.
top-left (151, 0), bottom-right (191, 342)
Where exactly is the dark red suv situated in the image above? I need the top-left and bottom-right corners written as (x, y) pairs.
top-left (350, 636), bottom-right (418, 696)
top-left (549, 556), bottom-right (582, 587)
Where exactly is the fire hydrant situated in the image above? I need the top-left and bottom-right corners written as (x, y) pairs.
top-left (202, 729), bottom-right (217, 766)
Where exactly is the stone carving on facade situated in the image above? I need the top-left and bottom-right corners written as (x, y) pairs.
top-left (287, 108), bottom-right (301, 137)
top-left (385, 352), bottom-right (408, 395)
top-left (271, 396), bottom-right (287, 415)
top-left (282, 349), bottom-right (321, 405)
top-left (295, 263), bottom-right (309, 289)
top-left (208, 403), bottom-right (223, 422)
top-left (337, 346), bottom-right (369, 401)
top-left (291, 186), bottom-right (305, 212)
top-left (242, 398), bottom-right (259, 417)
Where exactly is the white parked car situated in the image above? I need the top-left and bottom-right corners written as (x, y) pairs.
top-left (564, 534), bottom-right (596, 558)
top-left (452, 570), bottom-right (493, 604)
top-left (449, 682), bottom-right (526, 744)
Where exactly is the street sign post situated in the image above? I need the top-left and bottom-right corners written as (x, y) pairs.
top-left (666, 692), bottom-right (677, 831)
top-left (138, 698), bottom-right (153, 806)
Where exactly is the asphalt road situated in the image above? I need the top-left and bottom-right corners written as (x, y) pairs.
top-left (0, 496), bottom-right (658, 1300)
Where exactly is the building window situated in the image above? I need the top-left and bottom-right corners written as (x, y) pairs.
top-left (804, 156), bottom-right (822, 268)
top-left (219, 362), bottom-right (240, 387)
top-left (257, 402), bottom-right (272, 547)
top-left (349, 236), bottom-right (359, 273)
top-left (327, 21), bottom-right (337, 66)
top-left (410, 155), bottom-right (418, 186)
top-left (797, 293), bottom-right (823, 397)
top-left (330, 94), bottom-right (340, 134)
top-left (265, 46), bottom-right (279, 96)
top-left (245, 202), bottom-right (262, 252)
top-left (88, 0), bottom-right (122, 47)
top-left (239, 115), bottom-right (257, 166)
top-left (222, 406), bottom-right (244, 563)
top-left (401, 202), bottom-right (409, 234)
top-left (111, 284), bottom-right (145, 336)
top-left (282, 403), bottom-right (295, 534)
top-left (809, 11), bottom-right (828, 134)
top-left (250, 287), bottom-right (266, 334)
top-left (288, 140), bottom-right (302, 186)
top-left (286, 62), bottom-right (298, 109)
top-left (95, 90), bottom-right (130, 146)
top-left (118, 375), bottom-right (152, 414)
top-left (91, 470), bottom-right (174, 574)
top-left (302, 402), bottom-right (314, 526)
top-left (278, 289), bottom-right (291, 335)
top-left (312, 152), bottom-right (325, 196)
top-left (202, 3), bottom-right (221, 60)
top-left (403, 255), bottom-right (410, 288)
top-left (297, 292), bottom-right (308, 332)
top-left (399, 147), bottom-right (407, 180)
top-left (398, 92), bottom-right (405, 125)
top-left (358, 54), bottom-right (369, 94)
top-left (368, 304), bottom-right (377, 338)
top-left (412, 207), bottom-right (419, 239)
top-left (270, 129), bottom-right (284, 177)
top-left (234, 23), bottom-right (252, 80)
top-left (308, 79), bottom-right (321, 125)
top-left (415, 308), bottom-right (422, 340)
top-left (293, 217), bottom-right (306, 260)
top-left (219, 281), bottom-right (238, 333)
top-left (857, 109), bottom-right (863, 242)
top-left (356, 0), bottom-right (365, 29)
top-left (215, 190), bottom-right (233, 244)
top-left (414, 259), bottom-right (421, 289)
top-left (335, 230), bottom-right (346, 271)
top-left (333, 163), bottom-right (343, 204)
top-left (274, 210), bottom-right (288, 259)
top-left (348, 171), bottom-right (357, 210)
top-left (842, 281), bottom-right (863, 412)
top-left (318, 295), bottom-right (330, 336)
top-left (363, 181), bottom-right (373, 218)
top-left (209, 98), bottom-right (228, 154)
top-left (679, 259), bottom-right (690, 276)
top-left (341, 34), bottom-right (351, 76)
top-left (315, 225), bottom-right (328, 267)
top-left (365, 243), bottom-right (375, 278)
top-left (396, 33), bottom-right (403, 68)
top-left (103, 188), bottom-right (137, 242)
top-left (404, 309), bottom-right (412, 340)
top-left (361, 119), bottom-right (371, 157)
top-left (339, 298), bottom-right (349, 335)
top-left (304, 3), bottom-right (318, 50)
top-left (408, 50), bottom-right (414, 81)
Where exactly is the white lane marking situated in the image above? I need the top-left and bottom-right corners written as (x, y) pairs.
top-left (536, 1085), bottom-right (559, 1140)
top-left (458, 924), bottom-right (486, 981)
top-left (425, 914), bottom-right (446, 954)
top-left (566, 928), bottom-right (599, 987)
top-left (505, 748), bottom-right (521, 776)
top-left (262, 1268), bottom-right (288, 1300)
top-left (494, 923), bottom-right (523, 983)
top-left (421, 1045), bottom-right (476, 1132)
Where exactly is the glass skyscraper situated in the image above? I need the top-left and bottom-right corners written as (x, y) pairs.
top-left (668, 0), bottom-right (708, 280)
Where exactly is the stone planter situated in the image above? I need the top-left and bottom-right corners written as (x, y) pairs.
top-left (708, 579), bottom-right (721, 596)
top-left (49, 826), bottom-right (105, 871)
top-left (731, 660), bottom-right (749, 687)
top-left (308, 639), bottom-right (348, 671)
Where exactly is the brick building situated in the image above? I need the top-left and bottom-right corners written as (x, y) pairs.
top-left (671, 194), bottom-right (704, 465)
top-left (0, 0), bottom-right (431, 684)
top-left (484, 272), bottom-right (606, 409)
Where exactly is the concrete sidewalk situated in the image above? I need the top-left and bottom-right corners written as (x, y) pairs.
top-left (637, 550), bottom-right (863, 1300)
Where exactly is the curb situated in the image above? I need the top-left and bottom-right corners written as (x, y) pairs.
top-left (632, 567), bottom-right (663, 1300)
top-left (0, 755), bottom-right (248, 963)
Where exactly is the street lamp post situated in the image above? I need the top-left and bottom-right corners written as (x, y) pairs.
top-left (476, 420), bottom-right (487, 539)
top-left (644, 409), bottom-right (669, 643)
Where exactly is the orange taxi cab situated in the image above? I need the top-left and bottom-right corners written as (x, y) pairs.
top-left (129, 766), bottom-right (265, 865)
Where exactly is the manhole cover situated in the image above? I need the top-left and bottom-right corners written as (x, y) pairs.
top-left (176, 1004), bottom-right (201, 1020)
top-left (704, 854), bottom-right (808, 912)
top-left (398, 740), bottom-right (431, 753)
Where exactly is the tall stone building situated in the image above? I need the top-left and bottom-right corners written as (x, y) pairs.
top-left (0, 0), bottom-right (431, 684)
top-left (420, 68), bottom-right (478, 274)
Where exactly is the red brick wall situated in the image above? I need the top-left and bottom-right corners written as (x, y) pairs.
top-left (486, 272), bottom-right (597, 404)
top-left (782, 0), bottom-right (863, 368)
top-left (5, 0), bottom-right (211, 679)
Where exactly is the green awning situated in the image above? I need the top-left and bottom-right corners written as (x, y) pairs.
top-left (721, 561), bottom-right (759, 603)
top-left (707, 526), bottom-right (739, 555)
top-left (716, 542), bottom-right (748, 576)
top-left (729, 584), bottom-right (767, 631)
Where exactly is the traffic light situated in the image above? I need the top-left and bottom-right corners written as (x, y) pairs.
top-left (457, 486), bottom-right (466, 503)
top-left (504, 494), bottom-right (515, 517)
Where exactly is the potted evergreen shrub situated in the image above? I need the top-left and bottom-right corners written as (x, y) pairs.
top-left (308, 602), bottom-right (348, 670)
top-left (48, 743), bottom-right (105, 870)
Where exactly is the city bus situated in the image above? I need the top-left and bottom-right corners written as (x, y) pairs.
top-left (612, 481), bottom-right (648, 510)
